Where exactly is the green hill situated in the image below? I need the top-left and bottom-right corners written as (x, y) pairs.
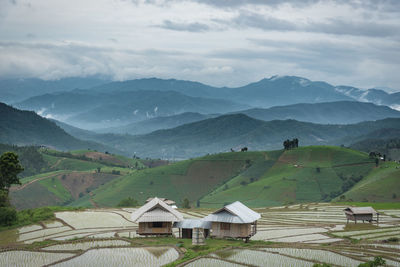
top-left (200, 146), bottom-right (376, 207)
top-left (335, 161), bottom-right (400, 202)
top-left (69, 146), bottom-right (399, 209)
top-left (9, 148), bottom-right (144, 209)
top-left (9, 145), bottom-right (400, 209)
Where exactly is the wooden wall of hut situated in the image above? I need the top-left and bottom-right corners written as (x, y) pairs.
top-left (210, 222), bottom-right (251, 238)
top-left (138, 222), bottom-right (172, 235)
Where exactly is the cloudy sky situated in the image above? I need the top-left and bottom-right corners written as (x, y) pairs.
top-left (0, 0), bottom-right (399, 90)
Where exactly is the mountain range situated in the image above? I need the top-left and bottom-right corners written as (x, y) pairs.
top-left (0, 77), bottom-right (109, 103)
top-left (16, 90), bottom-right (246, 129)
top-left (77, 114), bottom-right (400, 159)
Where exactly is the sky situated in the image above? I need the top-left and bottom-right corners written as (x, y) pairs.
top-left (0, 0), bottom-right (399, 90)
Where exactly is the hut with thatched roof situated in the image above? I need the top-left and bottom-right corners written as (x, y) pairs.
top-left (203, 201), bottom-right (260, 241)
top-left (344, 207), bottom-right (379, 224)
top-left (131, 197), bottom-right (183, 236)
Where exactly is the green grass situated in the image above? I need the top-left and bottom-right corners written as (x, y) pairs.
top-left (39, 177), bottom-right (72, 203)
top-left (201, 146), bottom-right (376, 207)
top-left (12, 145), bottom-right (400, 209)
top-left (336, 161), bottom-right (400, 203)
top-left (0, 206), bottom-right (83, 232)
top-left (74, 152), bottom-right (269, 207)
top-left (19, 170), bottom-right (71, 185)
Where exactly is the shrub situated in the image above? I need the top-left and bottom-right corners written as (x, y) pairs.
top-left (0, 207), bottom-right (17, 226)
top-left (358, 256), bottom-right (385, 267)
top-left (117, 197), bottom-right (138, 207)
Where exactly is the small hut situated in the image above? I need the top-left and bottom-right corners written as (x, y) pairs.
top-left (131, 197), bottom-right (183, 236)
top-left (344, 207), bottom-right (379, 224)
top-left (174, 219), bottom-right (211, 239)
top-left (204, 201), bottom-right (260, 241)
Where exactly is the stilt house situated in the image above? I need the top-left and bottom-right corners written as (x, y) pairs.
top-left (204, 201), bottom-right (260, 240)
top-left (131, 197), bottom-right (183, 236)
top-left (344, 207), bottom-right (379, 224)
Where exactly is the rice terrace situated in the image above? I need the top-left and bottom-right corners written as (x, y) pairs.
top-left (1, 145), bottom-right (400, 266)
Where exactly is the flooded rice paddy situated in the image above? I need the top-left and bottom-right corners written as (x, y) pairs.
top-left (0, 204), bottom-right (399, 266)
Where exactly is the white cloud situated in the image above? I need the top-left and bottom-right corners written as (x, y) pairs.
top-left (0, 0), bottom-right (398, 90)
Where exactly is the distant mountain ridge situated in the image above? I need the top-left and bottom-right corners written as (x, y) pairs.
top-left (233, 101), bottom-right (400, 124)
top-left (0, 102), bottom-right (120, 153)
top-left (0, 77), bottom-right (109, 103)
top-left (16, 90), bottom-right (247, 129)
top-left (86, 114), bottom-right (400, 158)
top-left (95, 112), bottom-right (218, 134)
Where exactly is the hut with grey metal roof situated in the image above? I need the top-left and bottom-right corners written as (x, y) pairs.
top-left (174, 219), bottom-right (211, 239)
top-left (344, 207), bottom-right (379, 224)
top-left (131, 197), bottom-right (183, 236)
top-left (203, 201), bottom-right (260, 241)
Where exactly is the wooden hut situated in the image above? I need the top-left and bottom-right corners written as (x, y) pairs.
top-left (174, 219), bottom-right (211, 239)
top-left (344, 207), bottom-right (379, 224)
top-left (204, 201), bottom-right (260, 241)
top-left (131, 197), bottom-right (183, 236)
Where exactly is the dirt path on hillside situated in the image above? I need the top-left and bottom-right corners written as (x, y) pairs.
top-left (90, 197), bottom-right (99, 208)
top-left (50, 158), bottom-right (65, 169)
top-left (11, 170), bottom-right (72, 192)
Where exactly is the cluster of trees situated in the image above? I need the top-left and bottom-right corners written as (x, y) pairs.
top-left (0, 145), bottom-right (45, 177)
top-left (0, 152), bottom-right (24, 226)
top-left (283, 138), bottom-right (299, 150)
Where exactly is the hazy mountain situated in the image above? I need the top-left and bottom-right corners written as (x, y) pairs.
top-left (90, 114), bottom-right (400, 159)
top-left (95, 112), bottom-right (218, 134)
top-left (0, 102), bottom-right (120, 153)
top-left (90, 76), bottom-right (400, 109)
top-left (16, 90), bottom-right (247, 129)
top-left (92, 77), bottom-right (228, 98)
top-left (90, 76), bottom-right (354, 107)
top-left (0, 77), bottom-right (109, 103)
top-left (234, 101), bottom-right (400, 124)
top-left (335, 86), bottom-right (400, 108)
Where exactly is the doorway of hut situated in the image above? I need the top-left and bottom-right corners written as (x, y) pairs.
top-left (181, 228), bottom-right (210, 239)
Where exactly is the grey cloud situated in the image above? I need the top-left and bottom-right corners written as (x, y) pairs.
top-left (159, 20), bottom-right (210, 32)
top-left (191, 0), bottom-right (320, 8)
top-left (308, 17), bottom-right (400, 38)
top-left (229, 12), bottom-right (297, 31)
top-left (222, 11), bottom-right (400, 38)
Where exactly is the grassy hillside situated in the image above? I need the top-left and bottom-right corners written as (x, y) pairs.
top-left (70, 146), bottom-right (398, 209)
top-left (9, 145), bottom-right (399, 209)
top-left (200, 146), bottom-right (376, 207)
top-left (336, 161), bottom-right (400, 202)
top-left (70, 151), bottom-right (271, 208)
top-left (9, 149), bottom-right (144, 209)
